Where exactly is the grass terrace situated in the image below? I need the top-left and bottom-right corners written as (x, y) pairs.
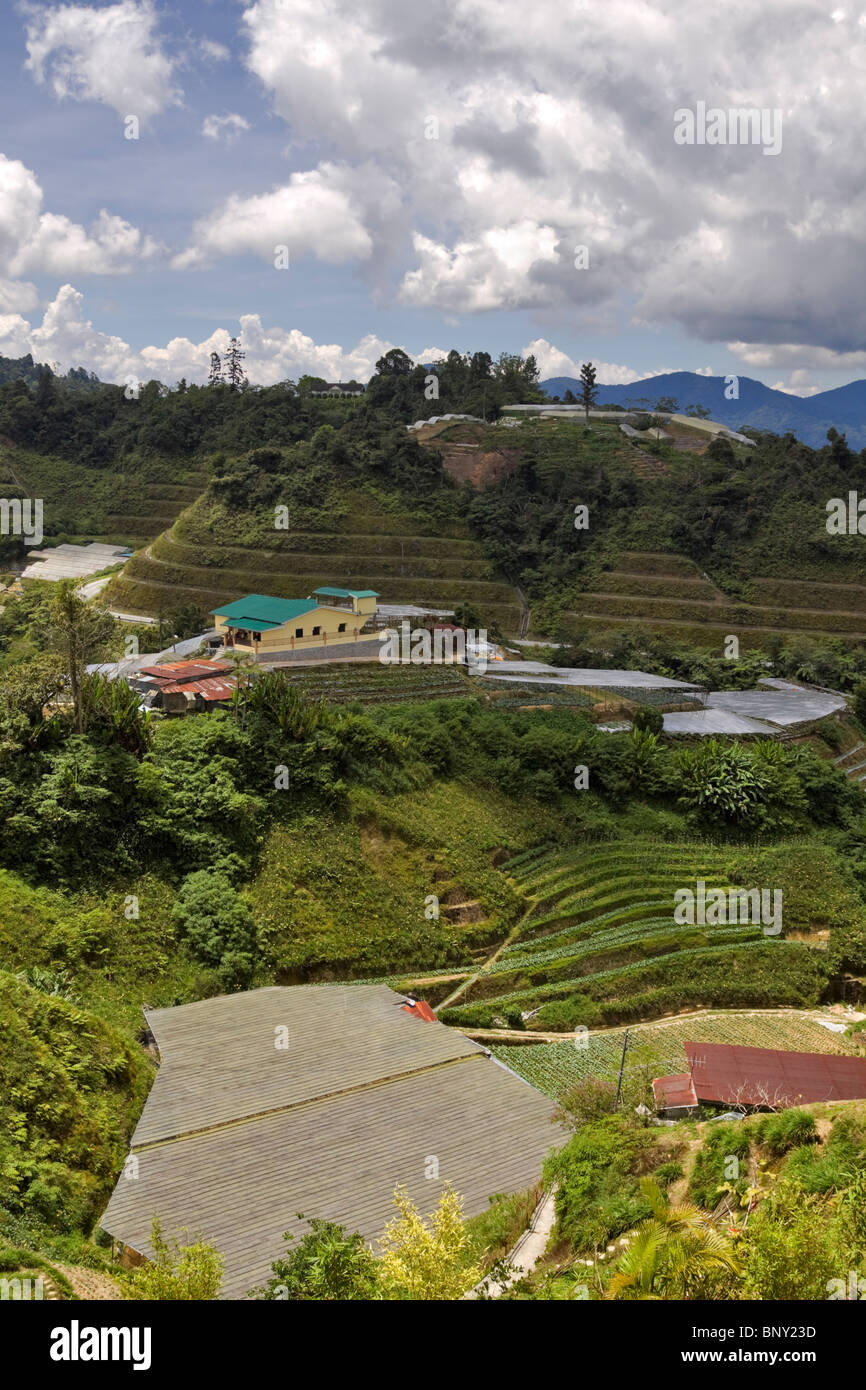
top-left (436, 838), bottom-right (857, 1029)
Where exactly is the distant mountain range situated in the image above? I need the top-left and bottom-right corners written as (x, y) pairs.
top-left (540, 371), bottom-right (866, 449)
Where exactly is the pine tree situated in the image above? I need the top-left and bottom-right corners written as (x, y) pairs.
top-left (579, 361), bottom-right (598, 424)
top-left (207, 351), bottom-right (223, 386)
top-left (224, 338), bottom-right (246, 391)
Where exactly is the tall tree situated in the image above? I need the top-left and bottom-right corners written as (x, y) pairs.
top-left (207, 352), bottom-right (222, 386)
top-left (224, 338), bottom-right (246, 391)
top-left (579, 361), bottom-right (598, 424)
top-left (48, 582), bottom-right (115, 735)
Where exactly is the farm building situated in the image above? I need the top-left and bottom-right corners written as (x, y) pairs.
top-left (211, 591), bottom-right (382, 660)
top-left (100, 985), bottom-right (558, 1299)
top-left (309, 382), bottom-right (365, 396)
top-left (654, 1042), bottom-right (866, 1117)
top-left (129, 659), bottom-right (237, 713)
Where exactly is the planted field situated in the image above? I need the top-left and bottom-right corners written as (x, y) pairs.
top-left (274, 662), bottom-right (471, 705)
top-left (437, 838), bottom-right (859, 1029)
top-left (489, 1010), bottom-right (861, 1101)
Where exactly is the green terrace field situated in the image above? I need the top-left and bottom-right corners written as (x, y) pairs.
top-left (437, 838), bottom-right (861, 1030)
top-left (0, 445), bottom-right (207, 550)
top-left (105, 487), bottom-right (523, 629)
top-left (269, 661), bottom-right (472, 704)
top-left (557, 551), bottom-right (866, 652)
top-left (488, 1009), bottom-right (863, 1102)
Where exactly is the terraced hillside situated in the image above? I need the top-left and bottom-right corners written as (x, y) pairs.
top-left (106, 488), bottom-right (523, 630)
top-left (438, 838), bottom-right (860, 1030)
top-left (559, 551), bottom-right (866, 651)
top-left (0, 445), bottom-right (207, 551)
top-left (488, 1009), bottom-right (862, 1102)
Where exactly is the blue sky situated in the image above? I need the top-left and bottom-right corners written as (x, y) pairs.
top-left (1, 0), bottom-right (864, 393)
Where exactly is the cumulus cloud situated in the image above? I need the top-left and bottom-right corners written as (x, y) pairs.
top-left (521, 339), bottom-right (643, 385)
top-left (231, 0), bottom-right (866, 351)
top-left (173, 162), bottom-right (400, 270)
top-left (202, 113), bottom-right (251, 143)
top-left (0, 153), bottom-right (161, 299)
top-left (25, 0), bottom-right (181, 121)
top-left (5, 283), bottom-right (436, 385)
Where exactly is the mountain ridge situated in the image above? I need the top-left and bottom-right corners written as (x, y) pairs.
top-left (540, 370), bottom-right (866, 448)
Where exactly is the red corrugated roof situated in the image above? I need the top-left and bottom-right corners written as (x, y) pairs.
top-left (652, 1072), bottom-right (698, 1109)
top-left (683, 1042), bottom-right (866, 1107)
top-left (139, 660), bottom-right (231, 682)
top-left (161, 677), bottom-right (237, 701)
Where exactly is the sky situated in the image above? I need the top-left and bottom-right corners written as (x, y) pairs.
top-left (1, 0), bottom-right (866, 393)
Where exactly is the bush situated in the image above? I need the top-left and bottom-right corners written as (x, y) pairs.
top-left (125, 1219), bottom-right (223, 1300)
top-left (756, 1108), bottom-right (818, 1157)
top-left (251, 1217), bottom-right (378, 1300)
top-left (632, 705), bottom-right (663, 736)
top-left (171, 870), bottom-right (257, 987)
top-left (689, 1124), bottom-right (750, 1209)
top-left (653, 1160), bottom-right (684, 1187)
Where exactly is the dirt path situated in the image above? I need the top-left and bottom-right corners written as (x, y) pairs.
top-left (51, 1262), bottom-right (123, 1300)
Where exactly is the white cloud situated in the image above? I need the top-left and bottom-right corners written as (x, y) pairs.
top-left (199, 38), bottom-right (230, 63)
top-left (202, 113), bottom-right (251, 143)
top-left (730, 340), bottom-right (866, 373)
top-left (25, 0), bottom-right (181, 122)
top-left (173, 163), bottom-right (400, 269)
top-left (230, 0), bottom-right (866, 350)
top-left (5, 283), bottom-right (431, 385)
top-left (0, 154), bottom-right (160, 283)
top-left (401, 223), bottom-right (559, 312)
top-left (521, 339), bottom-right (644, 385)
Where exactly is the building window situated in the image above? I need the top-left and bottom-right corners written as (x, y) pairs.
top-left (312, 625), bottom-right (321, 636)
top-left (295, 628), bottom-right (304, 638)
top-left (253, 632), bottom-right (262, 642)
top-left (338, 622), bottom-right (346, 633)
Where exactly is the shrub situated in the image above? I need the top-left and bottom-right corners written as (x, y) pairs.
top-left (251, 1217), bottom-right (378, 1300)
top-left (125, 1219), bottom-right (223, 1300)
top-left (756, 1108), bottom-right (817, 1157)
top-left (632, 705), bottom-right (663, 736)
top-left (689, 1124), bottom-right (750, 1209)
top-left (653, 1160), bottom-right (684, 1187)
top-left (171, 870), bottom-right (257, 988)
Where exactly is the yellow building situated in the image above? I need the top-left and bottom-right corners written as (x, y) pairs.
top-left (211, 590), bottom-right (381, 657)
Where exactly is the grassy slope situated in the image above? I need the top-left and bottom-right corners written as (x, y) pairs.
top-left (0, 444), bottom-right (206, 550)
top-left (106, 485), bottom-right (523, 629)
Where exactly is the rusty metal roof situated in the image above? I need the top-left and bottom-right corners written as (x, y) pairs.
top-left (684, 1042), bottom-right (866, 1107)
top-left (160, 676), bottom-right (236, 700)
top-left (652, 1072), bottom-right (698, 1109)
top-left (138, 660), bottom-right (231, 682)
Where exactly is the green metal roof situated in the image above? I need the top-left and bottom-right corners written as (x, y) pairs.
top-left (313, 586), bottom-right (380, 599)
top-left (210, 594), bottom-right (319, 626)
